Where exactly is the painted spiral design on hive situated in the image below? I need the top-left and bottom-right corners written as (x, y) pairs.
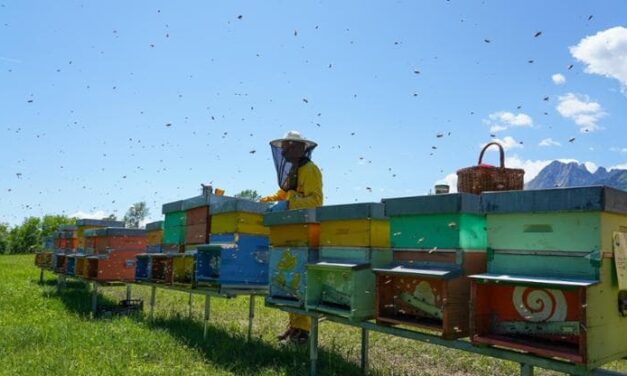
top-left (512, 287), bottom-right (567, 322)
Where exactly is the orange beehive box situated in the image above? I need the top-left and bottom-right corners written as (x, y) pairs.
top-left (86, 249), bottom-right (142, 282)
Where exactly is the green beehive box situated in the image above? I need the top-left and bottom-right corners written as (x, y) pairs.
top-left (164, 211), bottom-right (186, 228)
top-left (305, 261), bottom-right (376, 321)
top-left (383, 193), bottom-right (486, 250)
top-left (305, 247), bottom-right (392, 321)
top-left (163, 225), bottom-right (186, 245)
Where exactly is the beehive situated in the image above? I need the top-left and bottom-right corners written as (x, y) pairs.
top-left (135, 254), bottom-right (152, 281)
top-left (210, 199), bottom-right (269, 236)
top-left (75, 255), bottom-right (88, 278)
top-left (195, 233), bottom-right (269, 287)
top-left (305, 247), bottom-right (392, 321)
top-left (374, 193), bottom-right (487, 338)
top-left (268, 247), bottom-right (319, 307)
top-left (470, 186), bottom-right (627, 368)
top-left (65, 254), bottom-right (77, 275)
top-left (150, 254), bottom-right (174, 283)
top-left (317, 203), bottom-right (389, 248)
top-left (86, 251), bottom-right (139, 282)
top-left (75, 219), bottom-right (124, 252)
top-left (162, 200), bottom-right (187, 246)
top-left (172, 252), bottom-right (196, 287)
top-left (54, 254), bottom-right (67, 273)
top-left (264, 208), bottom-right (319, 247)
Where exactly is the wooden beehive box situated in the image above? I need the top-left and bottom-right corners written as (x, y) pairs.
top-left (383, 193), bottom-right (486, 250)
top-left (264, 208), bottom-right (319, 247)
top-left (172, 252), bottom-right (196, 287)
top-left (470, 186), bottom-right (627, 368)
top-left (163, 200), bottom-right (187, 246)
top-left (145, 220), bottom-right (163, 253)
top-left (76, 219), bottom-right (124, 252)
top-left (35, 252), bottom-right (52, 268)
top-left (317, 203), bottom-right (389, 248)
top-left (210, 199), bottom-right (269, 236)
top-left (54, 254), bottom-right (67, 273)
top-left (195, 233), bottom-right (269, 288)
top-left (94, 228), bottom-right (147, 254)
top-left (150, 254), bottom-right (174, 283)
top-left (135, 254), bottom-right (152, 281)
top-left (374, 249), bottom-right (486, 338)
top-left (305, 247), bottom-right (392, 321)
top-left (86, 250), bottom-right (141, 282)
top-left (65, 254), bottom-right (77, 275)
top-left (75, 255), bottom-right (88, 278)
top-left (267, 247), bottom-right (319, 307)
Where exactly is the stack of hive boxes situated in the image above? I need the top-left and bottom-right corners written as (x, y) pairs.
top-left (35, 236), bottom-right (55, 269)
top-left (305, 203), bottom-right (392, 321)
top-left (84, 228), bottom-right (146, 282)
top-left (135, 220), bottom-right (163, 282)
top-left (150, 200), bottom-right (187, 284)
top-left (375, 193), bottom-right (487, 338)
top-left (265, 208), bottom-right (319, 307)
top-left (66, 219), bottom-right (124, 276)
top-left (52, 225), bottom-right (77, 274)
top-left (195, 198), bottom-right (269, 290)
top-left (470, 186), bottom-right (627, 367)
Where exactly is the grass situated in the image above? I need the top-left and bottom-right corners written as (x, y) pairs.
top-left (1, 254), bottom-right (626, 375)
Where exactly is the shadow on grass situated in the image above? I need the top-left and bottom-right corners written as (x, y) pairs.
top-left (39, 276), bottom-right (364, 375)
top-left (150, 315), bottom-right (364, 376)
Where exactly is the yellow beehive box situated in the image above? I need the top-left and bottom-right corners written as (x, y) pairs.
top-left (147, 230), bottom-right (163, 245)
top-left (317, 203), bottom-right (389, 248)
top-left (264, 209), bottom-right (319, 247)
top-left (211, 212), bottom-right (268, 236)
top-left (75, 256), bottom-right (88, 278)
top-left (172, 253), bottom-right (195, 286)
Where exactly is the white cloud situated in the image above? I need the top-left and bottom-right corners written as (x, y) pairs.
top-left (584, 161), bottom-right (599, 173)
top-left (610, 147), bottom-right (627, 154)
top-left (436, 173), bottom-right (458, 193)
top-left (482, 136), bottom-right (523, 152)
top-left (551, 73), bottom-right (566, 85)
top-left (484, 111), bottom-right (533, 133)
top-left (570, 26), bottom-right (627, 89)
top-left (68, 210), bottom-right (109, 219)
top-left (556, 93), bottom-right (606, 132)
top-left (610, 163), bottom-right (627, 170)
top-left (539, 138), bottom-right (561, 147)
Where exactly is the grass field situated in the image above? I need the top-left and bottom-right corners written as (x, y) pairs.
top-left (1, 254), bottom-right (626, 376)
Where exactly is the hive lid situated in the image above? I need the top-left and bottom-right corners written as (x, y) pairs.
top-left (468, 273), bottom-right (598, 287)
top-left (263, 208), bottom-right (317, 226)
top-left (180, 194), bottom-right (238, 211)
top-left (76, 219), bottom-right (125, 227)
top-left (383, 193), bottom-right (482, 216)
top-left (373, 265), bottom-right (461, 279)
top-left (209, 198), bottom-right (268, 215)
top-left (316, 202), bottom-right (386, 221)
top-left (145, 221), bottom-right (163, 231)
top-left (308, 260), bottom-right (371, 271)
top-left (93, 227), bottom-right (145, 237)
top-left (83, 229), bottom-right (98, 237)
top-left (58, 224), bottom-right (78, 231)
top-left (481, 186), bottom-right (627, 214)
top-left (162, 199), bottom-right (185, 214)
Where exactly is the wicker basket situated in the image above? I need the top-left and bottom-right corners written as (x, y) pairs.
top-left (456, 142), bottom-right (524, 194)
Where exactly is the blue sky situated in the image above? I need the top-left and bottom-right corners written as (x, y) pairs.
top-left (1, 1), bottom-right (626, 225)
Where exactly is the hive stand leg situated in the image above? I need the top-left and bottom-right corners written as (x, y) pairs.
top-left (149, 286), bottom-right (156, 321)
top-left (203, 295), bottom-right (211, 340)
top-left (126, 284), bottom-right (132, 301)
top-left (39, 268), bottom-right (44, 284)
top-left (56, 274), bottom-right (64, 293)
top-left (188, 292), bottom-right (193, 319)
top-left (361, 328), bottom-right (369, 375)
top-left (310, 317), bottom-right (319, 376)
top-left (247, 295), bottom-right (255, 342)
top-left (91, 283), bottom-right (98, 316)
top-left (520, 363), bottom-right (534, 376)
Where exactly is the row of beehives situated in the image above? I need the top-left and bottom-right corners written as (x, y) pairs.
top-left (263, 186), bottom-right (627, 368)
top-left (135, 196), bottom-right (271, 288)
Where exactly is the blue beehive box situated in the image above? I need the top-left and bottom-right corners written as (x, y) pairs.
top-left (195, 233), bottom-right (269, 287)
top-left (267, 247), bottom-right (319, 307)
top-left (65, 254), bottom-right (77, 275)
top-left (135, 254), bottom-right (152, 281)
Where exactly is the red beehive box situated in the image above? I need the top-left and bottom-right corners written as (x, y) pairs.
top-left (185, 206), bottom-right (211, 245)
top-left (375, 249), bottom-right (486, 339)
top-left (55, 254), bottom-right (68, 273)
top-left (84, 228), bottom-right (146, 282)
top-left (150, 254), bottom-right (174, 283)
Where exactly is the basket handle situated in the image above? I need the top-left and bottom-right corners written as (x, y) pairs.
top-left (478, 142), bottom-right (505, 168)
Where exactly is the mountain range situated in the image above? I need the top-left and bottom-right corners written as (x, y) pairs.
top-left (526, 161), bottom-right (627, 190)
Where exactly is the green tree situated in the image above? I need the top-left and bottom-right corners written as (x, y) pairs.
top-left (9, 217), bottom-right (42, 254)
top-left (0, 223), bottom-right (9, 254)
top-left (124, 202), bottom-right (149, 228)
top-left (41, 214), bottom-right (74, 239)
top-left (234, 189), bottom-right (261, 202)
top-left (104, 214), bottom-right (118, 221)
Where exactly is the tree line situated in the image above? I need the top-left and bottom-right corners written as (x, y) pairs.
top-left (0, 202), bottom-right (149, 255)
